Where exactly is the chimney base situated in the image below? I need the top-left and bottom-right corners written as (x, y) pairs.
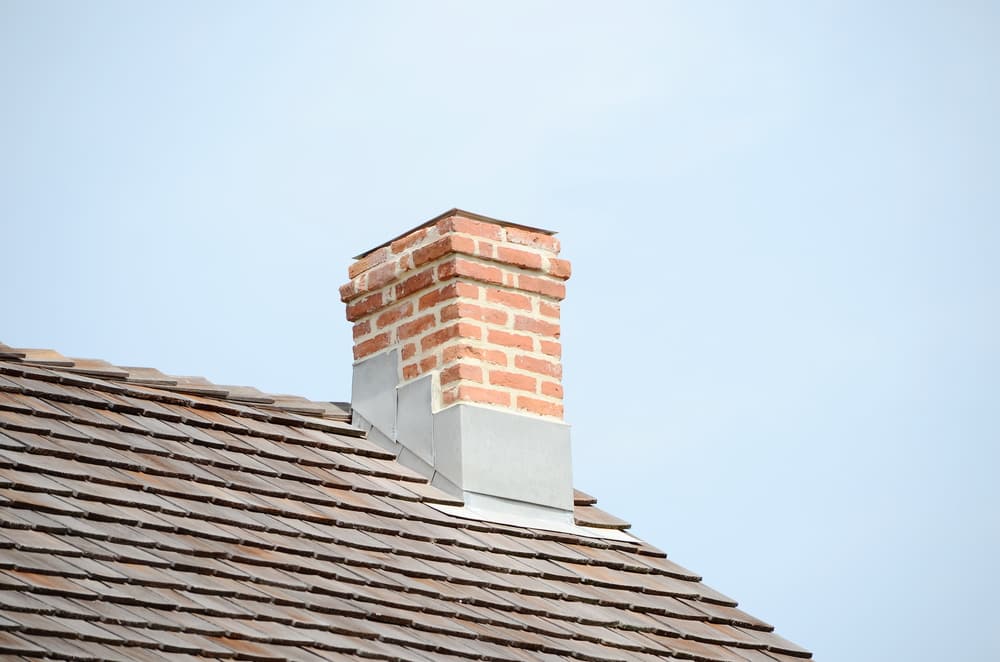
top-left (351, 348), bottom-right (574, 513)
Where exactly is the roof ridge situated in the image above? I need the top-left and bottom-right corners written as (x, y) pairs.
top-left (0, 342), bottom-right (352, 424)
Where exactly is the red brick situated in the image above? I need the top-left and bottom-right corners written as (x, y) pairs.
top-left (401, 343), bottom-right (417, 360)
top-left (438, 215), bottom-right (503, 241)
top-left (412, 234), bottom-right (477, 269)
top-left (348, 246), bottom-right (391, 279)
top-left (402, 363), bottom-right (419, 380)
top-left (451, 385), bottom-right (511, 407)
top-left (497, 246), bottom-right (543, 270)
top-left (412, 236), bottom-right (451, 268)
top-left (394, 268), bottom-right (435, 299)
top-left (346, 292), bottom-right (384, 322)
top-left (540, 380), bottom-right (563, 398)
top-left (488, 370), bottom-right (536, 392)
top-left (375, 301), bottom-right (413, 329)
top-left (539, 340), bottom-right (562, 357)
top-left (476, 240), bottom-right (496, 258)
top-left (514, 315), bottom-right (560, 338)
top-left (365, 260), bottom-right (400, 292)
top-left (442, 344), bottom-right (508, 366)
top-left (440, 363), bottom-right (484, 385)
top-left (518, 274), bottom-right (566, 300)
top-left (390, 227), bottom-right (430, 254)
top-left (515, 354), bottom-right (562, 378)
top-left (485, 288), bottom-right (532, 310)
top-left (546, 257), bottom-right (571, 280)
top-left (538, 301), bottom-right (560, 319)
top-left (487, 329), bottom-right (533, 350)
top-left (440, 302), bottom-right (508, 326)
top-left (352, 320), bottom-right (371, 339)
top-left (397, 314), bottom-right (435, 340)
top-left (516, 395), bottom-right (563, 418)
top-left (419, 355), bottom-right (438, 373)
top-left (437, 257), bottom-right (504, 286)
top-left (421, 322), bottom-right (482, 352)
top-left (339, 280), bottom-right (359, 302)
top-left (353, 333), bottom-right (390, 360)
top-left (505, 227), bottom-right (560, 252)
top-left (418, 281), bottom-right (480, 310)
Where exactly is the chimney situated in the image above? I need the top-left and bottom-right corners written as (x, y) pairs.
top-left (340, 209), bottom-right (574, 519)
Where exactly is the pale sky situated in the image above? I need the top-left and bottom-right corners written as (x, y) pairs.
top-left (3, 2), bottom-right (999, 659)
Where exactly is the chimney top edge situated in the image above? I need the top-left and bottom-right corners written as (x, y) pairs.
top-left (353, 208), bottom-right (558, 260)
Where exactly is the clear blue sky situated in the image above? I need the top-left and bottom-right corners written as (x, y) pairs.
top-left (3, 2), bottom-right (998, 659)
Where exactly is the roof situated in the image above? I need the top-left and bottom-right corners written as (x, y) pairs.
top-left (0, 343), bottom-right (812, 662)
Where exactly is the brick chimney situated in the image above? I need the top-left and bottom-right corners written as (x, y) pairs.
top-left (340, 209), bottom-right (574, 518)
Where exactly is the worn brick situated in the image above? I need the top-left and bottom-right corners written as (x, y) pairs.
top-left (397, 314), bottom-right (436, 341)
top-left (401, 343), bottom-right (417, 360)
top-left (440, 302), bottom-right (508, 326)
top-left (437, 257), bottom-right (505, 286)
top-left (514, 315), bottom-right (560, 338)
top-left (485, 288), bottom-right (532, 311)
top-left (440, 363), bottom-right (484, 385)
top-left (339, 280), bottom-right (359, 302)
top-left (412, 234), bottom-right (477, 269)
top-left (365, 260), bottom-right (400, 292)
top-left (438, 216), bottom-right (503, 241)
top-left (375, 301), bottom-right (413, 329)
top-left (516, 395), bottom-right (563, 418)
top-left (421, 323), bottom-right (482, 352)
top-left (475, 240), bottom-right (496, 258)
top-left (348, 246), bottom-right (391, 279)
top-left (539, 340), bottom-right (562, 358)
top-left (518, 274), bottom-right (566, 300)
top-left (446, 385), bottom-right (511, 407)
top-left (538, 301), bottom-right (560, 319)
top-left (442, 344), bottom-right (508, 366)
top-left (540, 380), bottom-right (563, 398)
top-left (352, 320), bottom-right (371, 339)
top-left (418, 282), bottom-right (480, 310)
top-left (390, 227), bottom-right (431, 255)
top-left (496, 246), bottom-right (543, 270)
top-left (394, 268), bottom-right (435, 299)
top-left (488, 370), bottom-right (536, 392)
top-left (353, 333), bottom-right (390, 360)
top-left (545, 257), bottom-right (572, 280)
top-left (515, 354), bottom-right (562, 378)
top-left (487, 329), bottom-right (533, 351)
top-left (346, 292), bottom-right (384, 322)
top-left (505, 227), bottom-right (560, 253)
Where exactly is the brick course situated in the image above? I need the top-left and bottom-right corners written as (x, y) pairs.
top-left (341, 212), bottom-right (569, 419)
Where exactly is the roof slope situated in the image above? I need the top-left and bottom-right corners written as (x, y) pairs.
top-left (0, 345), bottom-right (811, 662)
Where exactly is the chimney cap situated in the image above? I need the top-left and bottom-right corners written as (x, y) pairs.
top-left (353, 208), bottom-right (558, 260)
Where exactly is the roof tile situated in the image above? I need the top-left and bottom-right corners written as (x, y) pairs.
top-left (0, 351), bottom-right (810, 660)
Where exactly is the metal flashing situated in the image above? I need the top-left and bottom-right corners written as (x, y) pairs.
top-left (351, 351), bottom-right (575, 514)
top-left (430, 497), bottom-right (639, 543)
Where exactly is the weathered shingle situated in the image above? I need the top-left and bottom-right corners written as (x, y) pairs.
top-left (0, 345), bottom-right (812, 661)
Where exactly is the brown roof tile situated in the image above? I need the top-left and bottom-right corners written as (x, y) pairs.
top-left (0, 348), bottom-right (810, 660)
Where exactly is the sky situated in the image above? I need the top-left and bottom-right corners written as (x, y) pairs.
top-left (2, 1), bottom-right (998, 659)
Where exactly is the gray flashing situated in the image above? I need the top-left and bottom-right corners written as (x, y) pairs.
top-left (351, 351), bottom-right (575, 515)
top-left (443, 404), bottom-right (573, 512)
top-left (396, 376), bottom-right (434, 465)
top-left (430, 497), bottom-right (639, 543)
top-left (350, 349), bottom-right (399, 442)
